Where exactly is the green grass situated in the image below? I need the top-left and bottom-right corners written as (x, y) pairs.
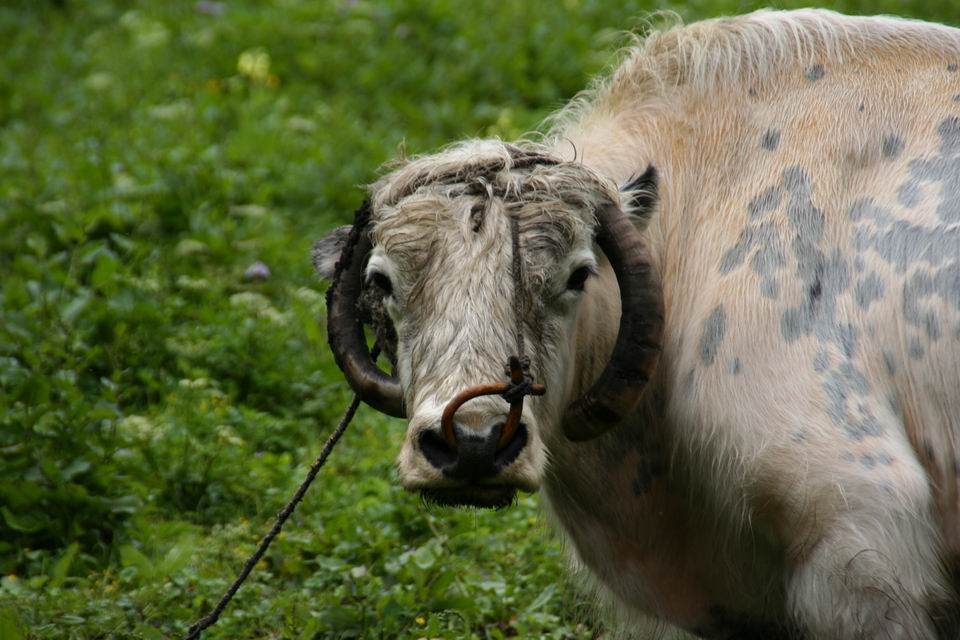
top-left (0, 1), bottom-right (956, 638)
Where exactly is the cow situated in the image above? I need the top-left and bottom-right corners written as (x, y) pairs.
top-left (312, 9), bottom-right (960, 639)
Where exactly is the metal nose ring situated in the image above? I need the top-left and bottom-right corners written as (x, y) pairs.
top-left (439, 356), bottom-right (545, 450)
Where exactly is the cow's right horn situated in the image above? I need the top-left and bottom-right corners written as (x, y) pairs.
top-left (562, 200), bottom-right (663, 442)
top-left (326, 201), bottom-right (405, 418)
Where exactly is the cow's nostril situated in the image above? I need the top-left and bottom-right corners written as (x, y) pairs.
top-left (419, 428), bottom-right (458, 470)
top-left (494, 422), bottom-right (527, 468)
top-left (418, 423), bottom-right (528, 480)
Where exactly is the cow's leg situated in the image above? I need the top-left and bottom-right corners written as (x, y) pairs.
top-left (780, 404), bottom-right (947, 639)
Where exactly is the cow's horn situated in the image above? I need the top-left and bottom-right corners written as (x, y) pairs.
top-left (326, 202), bottom-right (405, 418)
top-left (562, 202), bottom-right (663, 441)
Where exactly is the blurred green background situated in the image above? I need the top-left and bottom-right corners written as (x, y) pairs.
top-left (0, 1), bottom-right (956, 638)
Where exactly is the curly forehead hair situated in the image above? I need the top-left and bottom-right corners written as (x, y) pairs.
top-left (370, 140), bottom-right (625, 218)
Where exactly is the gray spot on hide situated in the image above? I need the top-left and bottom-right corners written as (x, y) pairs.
top-left (949, 63), bottom-right (959, 72)
top-left (902, 264), bottom-right (960, 339)
top-left (730, 357), bottom-right (742, 375)
top-left (881, 134), bottom-right (904, 160)
top-left (752, 232), bottom-right (788, 274)
top-left (854, 273), bottom-right (885, 310)
top-left (699, 306), bottom-right (727, 367)
top-left (728, 166), bottom-right (890, 442)
top-left (761, 129), bottom-right (781, 151)
top-left (861, 453), bottom-right (876, 469)
top-left (883, 351), bottom-right (897, 376)
top-left (760, 279), bottom-right (779, 299)
top-left (723, 166), bottom-right (868, 358)
top-left (781, 248), bottom-right (850, 343)
top-left (838, 324), bottom-right (859, 358)
top-left (719, 219), bottom-right (785, 297)
top-left (813, 349), bottom-right (831, 372)
top-left (805, 64), bottom-right (826, 81)
top-left (748, 187), bottom-right (785, 220)
top-left (853, 256), bottom-right (865, 273)
top-left (909, 337), bottom-right (925, 360)
top-left (858, 102), bottom-right (866, 113)
top-left (856, 221), bottom-right (960, 272)
top-left (954, 95), bottom-right (960, 102)
top-left (848, 197), bottom-right (896, 226)
top-left (898, 117), bottom-right (960, 223)
top-left (904, 272), bottom-right (944, 339)
top-left (897, 181), bottom-right (922, 208)
top-left (878, 451), bottom-right (894, 465)
top-left (823, 363), bottom-right (883, 440)
top-left (760, 279), bottom-right (780, 300)
top-left (842, 451), bottom-right (856, 462)
top-left (887, 394), bottom-right (900, 415)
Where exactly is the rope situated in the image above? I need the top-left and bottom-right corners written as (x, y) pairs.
top-left (501, 214), bottom-right (539, 409)
top-left (508, 215), bottom-right (528, 371)
top-left (181, 344), bottom-right (376, 639)
top-left (501, 377), bottom-right (534, 404)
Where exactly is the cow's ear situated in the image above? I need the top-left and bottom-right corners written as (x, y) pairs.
top-left (620, 164), bottom-right (658, 230)
top-left (312, 225), bottom-right (352, 281)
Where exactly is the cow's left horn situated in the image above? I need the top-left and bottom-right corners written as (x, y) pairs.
top-left (562, 202), bottom-right (663, 441)
top-left (326, 202), bottom-right (405, 418)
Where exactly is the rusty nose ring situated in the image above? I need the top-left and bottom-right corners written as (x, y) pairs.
top-left (440, 356), bottom-right (546, 451)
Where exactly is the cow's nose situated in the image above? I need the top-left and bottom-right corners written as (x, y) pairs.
top-left (418, 422), bottom-right (528, 480)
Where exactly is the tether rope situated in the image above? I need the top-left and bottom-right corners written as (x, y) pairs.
top-left (181, 359), bottom-right (372, 639)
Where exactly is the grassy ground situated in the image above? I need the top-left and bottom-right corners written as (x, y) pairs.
top-left (1, 1), bottom-right (956, 638)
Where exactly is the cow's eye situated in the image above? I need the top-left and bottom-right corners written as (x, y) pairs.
top-left (566, 266), bottom-right (594, 292)
top-left (367, 271), bottom-right (393, 296)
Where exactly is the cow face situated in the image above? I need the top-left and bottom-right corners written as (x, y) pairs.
top-left (314, 141), bottom-right (662, 508)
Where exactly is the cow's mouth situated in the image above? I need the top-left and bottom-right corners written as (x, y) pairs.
top-left (420, 485), bottom-right (517, 509)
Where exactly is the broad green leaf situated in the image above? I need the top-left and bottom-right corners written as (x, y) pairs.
top-left (0, 507), bottom-right (44, 533)
top-left (119, 545), bottom-right (155, 580)
top-left (49, 542), bottom-right (79, 588)
top-left (0, 609), bottom-right (24, 640)
top-left (133, 623), bottom-right (166, 640)
top-left (90, 250), bottom-right (120, 289)
top-left (526, 584), bottom-right (557, 612)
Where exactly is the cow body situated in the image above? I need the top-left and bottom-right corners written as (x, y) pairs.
top-left (543, 11), bottom-right (960, 637)
top-left (317, 10), bottom-right (960, 638)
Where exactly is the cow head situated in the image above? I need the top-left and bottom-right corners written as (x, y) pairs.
top-left (313, 141), bottom-right (662, 508)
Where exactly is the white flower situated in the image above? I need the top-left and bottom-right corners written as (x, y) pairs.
top-left (119, 415), bottom-right (160, 441)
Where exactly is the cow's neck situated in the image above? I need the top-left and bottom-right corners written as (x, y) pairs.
top-left (539, 105), bottom-right (685, 515)
top-left (543, 257), bottom-right (659, 513)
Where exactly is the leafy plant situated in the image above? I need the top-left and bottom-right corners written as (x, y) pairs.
top-left (0, 0), bottom-right (955, 637)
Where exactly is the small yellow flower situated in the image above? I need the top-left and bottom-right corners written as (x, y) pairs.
top-left (415, 615), bottom-right (426, 626)
top-left (237, 48), bottom-right (271, 83)
top-left (6, 574), bottom-right (16, 582)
